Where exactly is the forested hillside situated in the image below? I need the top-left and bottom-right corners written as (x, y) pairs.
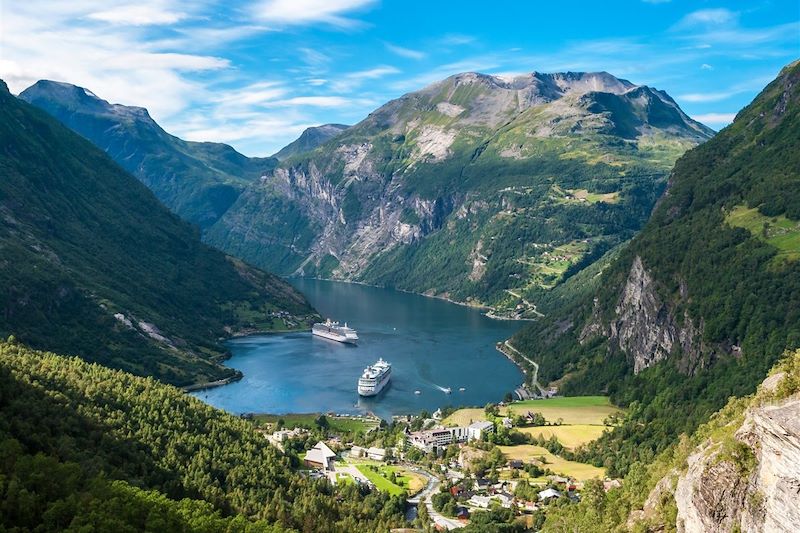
top-left (0, 339), bottom-right (407, 532)
top-left (206, 71), bottom-right (713, 316)
top-left (20, 80), bottom-right (276, 229)
top-left (0, 80), bottom-right (316, 387)
top-left (511, 60), bottom-right (800, 476)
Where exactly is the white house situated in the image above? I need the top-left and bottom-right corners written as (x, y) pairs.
top-left (538, 488), bottom-right (562, 501)
top-left (366, 446), bottom-right (386, 461)
top-left (304, 441), bottom-right (336, 471)
top-left (350, 445), bottom-right (366, 458)
top-left (468, 421), bottom-right (494, 441)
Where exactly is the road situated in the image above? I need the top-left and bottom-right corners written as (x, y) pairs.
top-left (502, 341), bottom-right (548, 396)
top-left (407, 467), bottom-right (465, 530)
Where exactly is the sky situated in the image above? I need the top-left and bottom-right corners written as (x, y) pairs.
top-left (1, 1), bottom-right (798, 156)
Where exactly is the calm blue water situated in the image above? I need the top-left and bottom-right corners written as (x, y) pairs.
top-left (194, 279), bottom-right (524, 419)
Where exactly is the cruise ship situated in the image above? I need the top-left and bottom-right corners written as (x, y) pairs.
top-left (358, 358), bottom-right (391, 396)
top-left (312, 319), bottom-right (358, 344)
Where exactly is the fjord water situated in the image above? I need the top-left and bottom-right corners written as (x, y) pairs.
top-left (195, 279), bottom-right (524, 419)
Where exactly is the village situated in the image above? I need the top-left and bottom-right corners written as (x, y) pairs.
top-left (256, 395), bottom-right (625, 530)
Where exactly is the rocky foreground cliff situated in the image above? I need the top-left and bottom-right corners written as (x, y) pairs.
top-left (627, 350), bottom-right (800, 533)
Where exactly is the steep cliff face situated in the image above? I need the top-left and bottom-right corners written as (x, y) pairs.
top-left (581, 255), bottom-right (708, 374)
top-left (668, 369), bottom-right (800, 533)
top-left (208, 71), bottom-right (711, 313)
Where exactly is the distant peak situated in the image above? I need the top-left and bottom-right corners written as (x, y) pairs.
top-left (20, 80), bottom-right (151, 120)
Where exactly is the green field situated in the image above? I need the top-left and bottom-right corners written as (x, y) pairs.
top-left (509, 396), bottom-right (622, 425)
top-left (354, 465), bottom-right (424, 496)
top-left (253, 413), bottom-right (379, 433)
top-left (726, 205), bottom-right (800, 262)
top-left (498, 445), bottom-right (605, 481)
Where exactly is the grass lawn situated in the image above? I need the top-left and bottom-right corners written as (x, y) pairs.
top-left (253, 413), bottom-right (379, 433)
top-left (355, 465), bottom-right (407, 496)
top-left (726, 205), bottom-right (800, 262)
top-left (520, 425), bottom-right (609, 449)
top-left (508, 396), bottom-right (622, 425)
top-left (498, 445), bottom-right (605, 481)
top-left (442, 408), bottom-right (486, 427)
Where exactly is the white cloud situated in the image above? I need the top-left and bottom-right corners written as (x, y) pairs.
top-left (692, 112), bottom-right (736, 127)
top-left (700, 63), bottom-right (713, 70)
top-left (678, 91), bottom-right (734, 103)
top-left (87, 4), bottom-right (187, 26)
top-left (252, 0), bottom-right (376, 28)
top-left (676, 8), bottom-right (738, 29)
top-left (385, 43), bottom-right (426, 60)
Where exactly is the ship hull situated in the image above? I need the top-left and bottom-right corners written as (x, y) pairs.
top-left (358, 376), bottom-right (391, 396)
top-left (312, 329), bottom-right (358, 344)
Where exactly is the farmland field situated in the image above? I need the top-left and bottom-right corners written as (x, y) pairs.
top-left (498, 445), bottom-right (605, 481)
top-left (508, 396), bottom-right (622, 425)
top-left (520, 424), bottom-right (609, 449)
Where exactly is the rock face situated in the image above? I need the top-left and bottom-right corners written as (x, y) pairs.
top-left (207, 71), bottom-right (712, 312)
top-left (581, 255), bottom-right (706, 374)
top-left (674, 394), bottom-right (800, 533)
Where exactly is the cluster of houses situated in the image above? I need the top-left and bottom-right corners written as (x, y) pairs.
top-left (407, 420), bottom-right (494, 453)
top-left (448, 475), bottom-right (582, 517)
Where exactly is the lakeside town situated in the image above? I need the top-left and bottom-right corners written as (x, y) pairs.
top-left (254, 392), bottom-right (624, 531)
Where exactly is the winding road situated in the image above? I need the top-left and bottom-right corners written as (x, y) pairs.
top-left (407, 467), bottom-right (464, 530)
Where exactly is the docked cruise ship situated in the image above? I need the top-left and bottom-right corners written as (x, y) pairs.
top-left (312, 319), bottom-right (358, 344)
top-left (358, 358), bottom-right (391, 396)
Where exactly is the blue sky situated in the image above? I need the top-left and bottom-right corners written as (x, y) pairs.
top-left (2, 1), bottom-right (798, 156)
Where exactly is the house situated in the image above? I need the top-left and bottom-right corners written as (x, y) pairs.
top-left (467, 421), bottom-right (494, 441)
top-left (366, 446), bottom-right (386, 461)
top-left (501, 417), bottom-right (513, 429)
top-left (494, 492), bottom-right (514, 508)
top-left (432, 408), bottom-right (443, 420)
top-left (304, 441), bottom-right (336, 471)
top-left (456, 507), bottom-right (470, 521)
top-left (538, 488), bottom-right (562, 501)
top-left (467, 495), bottom-right (492, 508)
top-left (350, 445), bottom-right (366, 458)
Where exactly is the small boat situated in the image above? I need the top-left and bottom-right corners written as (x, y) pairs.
top-left (459, 387), bottom-right (466, 392)
top-left (414, 390), bottom-right (421, 395)
top-left (443, 387), bottom-right (452, 394)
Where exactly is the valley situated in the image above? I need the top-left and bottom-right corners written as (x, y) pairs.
top-left (1, 0), bottom-right (798, 527)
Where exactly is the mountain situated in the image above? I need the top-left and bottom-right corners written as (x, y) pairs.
top-left (0, 339), bottom-right (406, 531)
top-left (510, 60), bottom-right (800, 475)
top-left (19, 80), bottom-right (276, 229)
top-left (205, 71), bottom-right (714, 315)
top-left (273, 123), bottom-right (349, 160)
top-left (0, 79), bottom-right (316, 387)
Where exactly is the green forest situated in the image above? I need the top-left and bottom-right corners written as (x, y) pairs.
top-left (0, 339), bottom-right (406, 532)
top-left (0, 82), bottom-right (318, 387)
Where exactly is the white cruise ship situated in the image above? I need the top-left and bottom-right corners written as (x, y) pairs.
top-left (312, 319), bottom-right (358, 344)
top-left (358, 358), bottom-right (391, 396)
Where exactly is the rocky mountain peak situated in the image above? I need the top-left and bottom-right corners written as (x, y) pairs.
top-left (20, 80), bottom-right (151, 122)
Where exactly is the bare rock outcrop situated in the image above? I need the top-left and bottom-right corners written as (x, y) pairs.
top-left (581, 255), bottom-right (706, 374)
top-left (673, 395), bottom-right (800, 532)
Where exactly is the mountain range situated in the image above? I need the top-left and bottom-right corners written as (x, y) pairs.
top-left (21, 71), bottom-right (713, 318)
top-left (206, 71), bottom-right (713, 315)
top-left (512, 60), bottom-right (800, 479)
top-left (0, 80), bottom-right (316, 387)
top-left (19, 81), bottom-right (277, 230)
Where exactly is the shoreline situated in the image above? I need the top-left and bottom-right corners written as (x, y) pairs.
top-left (296, 276), bottom-right (538, 321)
